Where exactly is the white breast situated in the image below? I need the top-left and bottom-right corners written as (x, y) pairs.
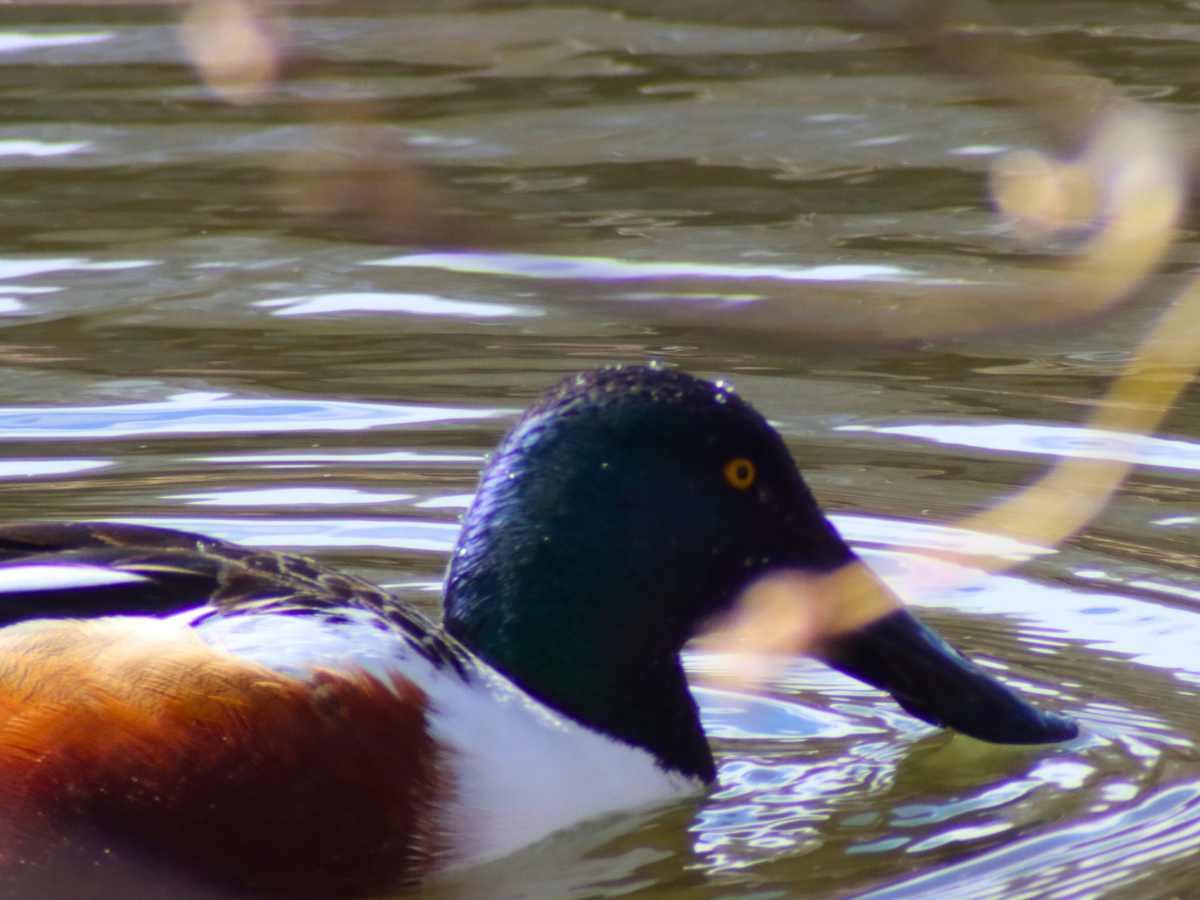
top-left (187, 608), bottom-right (703, 867)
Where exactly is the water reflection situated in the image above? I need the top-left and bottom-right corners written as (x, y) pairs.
top-left (0, 258), bottom-right (152, 279)
top-left (199, 450), bottom-right (483, 465)
top-left (830, 514), bottom-right (1049, 562)
top-left (0, 140), bottom-right (91, 157)
top-left (682, 656), bottom-right (1177, 882)
top-left (846, 421), bottom-right (1200, 472)
top-left (0, 459), bottom-right (109, 477)
top-left (257, 291), bottom-right (539, 318)
top-left (370, 251), bottom-right (915, 285)
top-left (0, 393), bottom-right (498, 439)
top-left (0, 32), bottom-right (112, 53)
top-left (168, 486), bottom-right (415, 506)
top-left (116, 515), bottom-right (459, 551)
top-left (696, 688), bottom-right (881, 741)
top-left (853, 781), bottom-right (1200, 900)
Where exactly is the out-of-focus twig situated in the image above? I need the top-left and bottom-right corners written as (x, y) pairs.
top-left (956, 273), bottom-right (1200, 561)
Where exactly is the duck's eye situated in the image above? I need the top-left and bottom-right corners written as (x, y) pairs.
top-left (724, 457), bottom-right (756, 490)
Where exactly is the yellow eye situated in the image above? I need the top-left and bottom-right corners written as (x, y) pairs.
top-left (724, 457), bottom-right (755, 490)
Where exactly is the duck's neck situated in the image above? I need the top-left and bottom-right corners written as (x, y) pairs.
top-left (442, 474), bottom-right (721, 783)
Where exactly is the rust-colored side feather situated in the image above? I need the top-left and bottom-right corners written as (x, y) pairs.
top-left (0, 617), bottom-right (449, 900)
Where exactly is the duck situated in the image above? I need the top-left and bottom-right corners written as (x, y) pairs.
top-left (0, 365), bottom-right (1077, 900)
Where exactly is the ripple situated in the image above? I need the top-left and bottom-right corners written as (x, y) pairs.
top-left (414, 494), bottom-right (475, 509)
top-left (903, 821), bottom-right (1013, 854)
top-left (0, 140), bottom-right (91, 158)
top-left (256, 291), bottom-right (540, 319)
top-left (0, 257), bottom-right (153, 280)
top-left (830, 513), bottom-right (1050, 561)
top-left (842, 421), bottom-right (1200, 471)
top-left (198, 450), bottom-right (484, 466)
top-left (0, 392), bottom-right (497, 439)
top-left (0, 459), bottom-right (110, 478)
top-left (0, 32), bottom-right (112, 54)
top-left (852, 781), bottom-right (1200, 900)
top-left (167, 487), bottom-right (416, 506)
top-left (695, 687), bottom-right (883, 741)
top-left (890, 780), bottom-right (1044, 828)
top-left (113, 516), bottom-right (459, 552)
top-left (368, 251), bottom-right (913, 285)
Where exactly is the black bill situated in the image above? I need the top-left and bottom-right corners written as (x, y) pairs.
top-left (818, 607), bottom-right (1079, 744)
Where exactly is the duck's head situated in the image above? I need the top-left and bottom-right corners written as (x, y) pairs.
top-left (444, 366), bottom-right (1077, 782)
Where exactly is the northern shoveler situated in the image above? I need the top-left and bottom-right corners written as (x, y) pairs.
top-left (0, 365), bottom-right (1076, 899)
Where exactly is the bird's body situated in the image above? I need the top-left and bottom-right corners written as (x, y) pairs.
top-left (0, 367), bottom-right (1076, 899)
top-left (0, 524), bottom-right (695, 899)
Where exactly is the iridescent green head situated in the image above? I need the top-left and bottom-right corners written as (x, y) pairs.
top-left (444, 366), bottom-right (1077, 782)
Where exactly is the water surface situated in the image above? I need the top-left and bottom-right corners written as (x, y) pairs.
top-left (5, 1), bottom-right (1200, 898)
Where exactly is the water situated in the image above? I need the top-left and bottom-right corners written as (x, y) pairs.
top-left (5, 1), bottom-right (1200, 897)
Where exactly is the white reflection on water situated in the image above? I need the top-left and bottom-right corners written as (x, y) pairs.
top-left (367, 251), bottom-right (911, 284)
top-left (842, 421), bottom-right (1200, 471)
top-left (115, 516), bottom-right (459, 552)
top-left (0, 258), bottom-right (153, 279)
top-left (829, 513), bottom-right (1050, 562)
top-left (414, 493), bottom-right (476, 509)
top-left (855, 135), bottom-right (911, 147)
top-left (256, 292), bottom-right (540, 318)
top-left (0, 32), bottom-right (112, 53)
top-left (695, 687), bottom-right (882, 741)
top-left (0, 392), bottom-right (497, 439)
top-left (0, 459), bottom-right (110, 478)
top-left (951, 145), bottom-right (1008, 156)
top-left (853, 781), bottom-right (1200, 900)
top-left (0, 141), bottom-right (91, 158)
top-left (199, 450), bottom-right (483, 465)
top-left (168, 487), bottom-right (415, 506)
top-left (1149, 515), bottom-right (1199, 527)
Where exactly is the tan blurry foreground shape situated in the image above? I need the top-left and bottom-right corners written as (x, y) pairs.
top-left (180, 0), bottom-right (284, 105)
top-left (693, 564), bottom-right (905, 683)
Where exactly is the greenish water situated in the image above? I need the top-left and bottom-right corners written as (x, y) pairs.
top-left (4, 1), bottom-right (1200, 898)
